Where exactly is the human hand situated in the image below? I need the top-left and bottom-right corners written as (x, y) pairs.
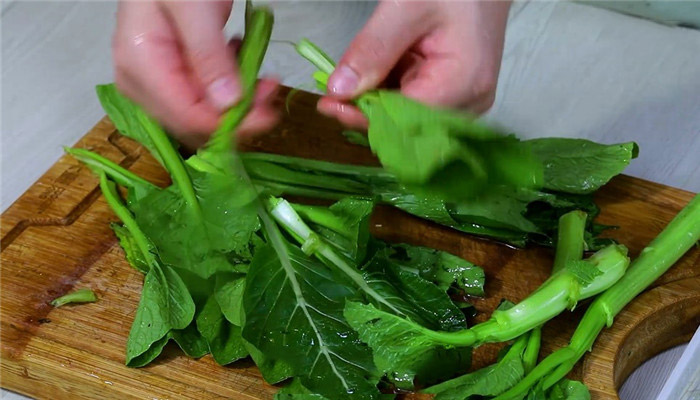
top-left (318, 0), bottom-right (511, 128)
top-left (113, 0), bottom-right (279, 149)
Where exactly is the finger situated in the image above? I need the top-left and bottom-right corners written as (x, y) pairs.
top-left (328, 2), bottom-right (436, 99)
top-left (113, 0), bottom-right (221, 139)
top-left (317, 97), bottom-right (368, 129)
top-left (254, 78), bottom-right (280, 106)
top-left (227, 36), bottom-right (243, 56)
top-left (385, 50), bottom-right (424, 89)
top-left (237, 106), bottom-right (280, 138)
top-left (160, 1), bottom-right (242, 110)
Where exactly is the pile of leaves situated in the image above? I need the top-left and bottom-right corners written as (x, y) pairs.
top-left (66, 6), bottom-right (700, 400)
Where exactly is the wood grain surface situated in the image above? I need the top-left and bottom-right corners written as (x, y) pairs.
top-left (1, 89), bottom-right (698, 400)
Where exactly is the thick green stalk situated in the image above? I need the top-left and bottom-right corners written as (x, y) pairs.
top-left (599, 194), bottom-right (700, 316)
top-left (495, 194), bottom-right (700, 399)
top-left (552, 210), bottom-right (587, 273)
top-left (65, 147), bottom-right (154, 189)
top-left (415, 244), bottom-right (628, 347)
top-left (523, 211), bottom-right (586, 374)
top-left (208, 8), bottom-right (274, 152)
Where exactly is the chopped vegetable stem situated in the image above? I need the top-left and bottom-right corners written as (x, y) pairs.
top-left (50, 289), bottom-right (98, 307)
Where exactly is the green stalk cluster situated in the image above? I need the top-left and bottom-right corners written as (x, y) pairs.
top-left (495, 194), bottom-right (700, 399)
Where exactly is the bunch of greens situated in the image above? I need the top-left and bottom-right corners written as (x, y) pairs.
top-left (67, 6), bottom-right (487, 399)
top-left (65, 7), bottom-right (700, 400)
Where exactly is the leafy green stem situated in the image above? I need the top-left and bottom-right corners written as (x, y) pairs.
top-left (98, 173), bottom-right (156, 265)
top-left (65, 147), bottom-right (155, 189)
top-left (136, 113), bottom-right (200, 214)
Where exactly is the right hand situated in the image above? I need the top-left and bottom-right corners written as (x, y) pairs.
top-left (113, 0), bottom-right (279, 149)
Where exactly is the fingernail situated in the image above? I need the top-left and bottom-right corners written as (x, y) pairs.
top-left (328, 65), bottom-right (359, 97)
top-left (207, 77), bottom-right (241, 109)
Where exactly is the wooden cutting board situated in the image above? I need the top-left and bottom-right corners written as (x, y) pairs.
top-left (2, 89), bottom-right (698, 400)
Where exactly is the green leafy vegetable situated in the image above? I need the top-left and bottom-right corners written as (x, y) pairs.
top-left (170, 321), bottom-right (209, 358)
top-left (542, 379), bottom-right (591, 400)
top-left (291, 198), bottom-right (374, 263)
top-left (344, 301), bottom-right (470, 391)
top-left (111, 223), bottom-right (149, 274)
top-left (214, 272), bottom-right (246, 326)
top-left (95, 84), bottom-right (175, 168)
top-left (50, 289), bottom-right (98, 307)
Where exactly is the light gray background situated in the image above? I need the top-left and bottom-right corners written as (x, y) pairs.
top-left (1, 1), bottom-right (698, 400)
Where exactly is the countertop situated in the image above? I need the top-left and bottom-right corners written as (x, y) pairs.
top-left (1, 1), bottom-right (698, 399)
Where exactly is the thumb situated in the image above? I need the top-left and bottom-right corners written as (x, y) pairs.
top-left (328, 2), bottom-right (435, 99)
top-left (161, 1), bottom-right (241, 110)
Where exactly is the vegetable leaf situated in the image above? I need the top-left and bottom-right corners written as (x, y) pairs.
top-left (275, 380), bottom-right (332, 400)
top-left (358, 91), bottom-right (543, 198)
top-left (545, 379), bottom-right (591, 400)
top-left (361, 254), bottom-right (467, 331)
top-left (196, 294), bottom-right (248, 365)
top-left (111, 223), bottom-right (149, 274)
top-left (380, 243), bottom-right (485, 296)
top-left (171, 321), bottom-right (209, 358)
top-left (342, 130), bottom-right (370, 147)
top-left (243, 244), bottom-right (381, 400)
top-left (528, 138), bottom-right (638, 194)
top-left (244, 340), bottom-right (294, 385)
top-left (96, 84), bottom-right (175, 167)
top-left (214, 272), bottom-right (246, 326)
top-left (344, 302), bottom-right (469, 390)
top-left (125, 263), bottom-right (195, 366)
top-left (292, 198), bottom-right (374, 263)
